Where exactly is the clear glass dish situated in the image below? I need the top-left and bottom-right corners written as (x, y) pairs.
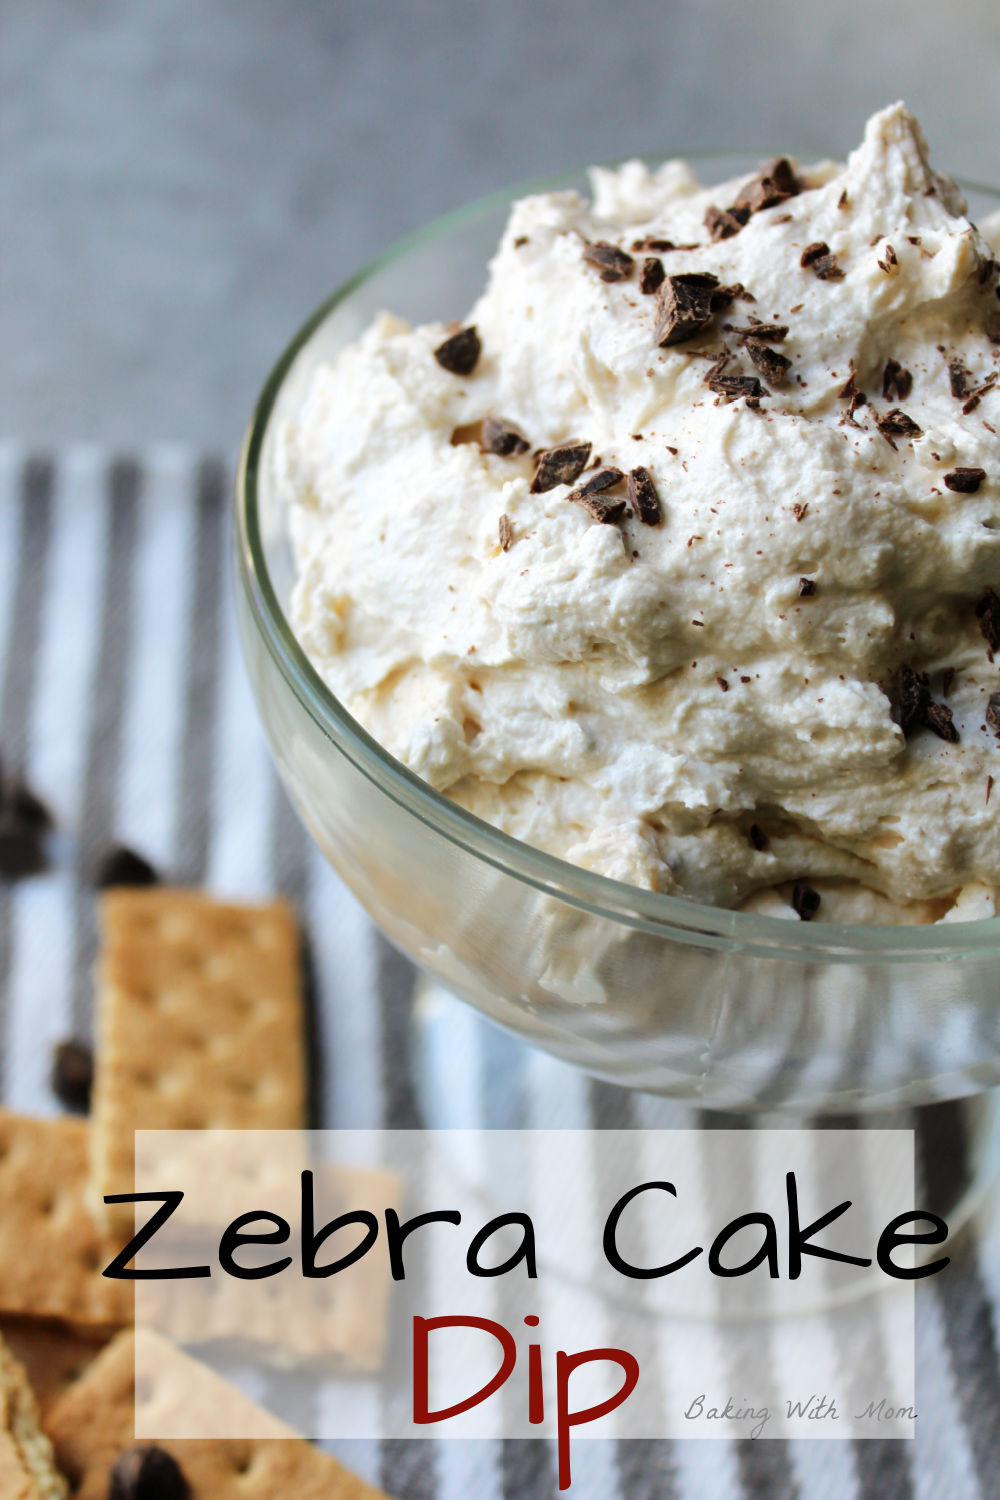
top-left (235, 154), bottom-right (1000, 1116)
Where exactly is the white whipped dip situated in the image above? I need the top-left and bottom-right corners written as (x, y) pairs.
top-left (280, 104), bottom-right (1000, 922)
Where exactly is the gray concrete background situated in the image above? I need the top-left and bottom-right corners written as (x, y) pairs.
top-left (3, 0), bottom-right (1000, 448)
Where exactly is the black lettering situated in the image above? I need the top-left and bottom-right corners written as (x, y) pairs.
top-left (102, 1191), bottom-right (210, 1281)
top-left (876, 1212), bottom-right (950, 1280)
top-left (786, 1172), bottom-right (872, 1277)
top-left (385, 1208), bottom-right (461, 1281)
top-left (466, 1212), bottom-right (537, 1278)
top-left (603, 1181), bottom-right (701, 1279)
top-left (708, 1212), bottom-right (779, 1278)
top-left (219, 1211), bottom-right (292, 1280)
top-left (301, 1169), bottom-right (379, 1278)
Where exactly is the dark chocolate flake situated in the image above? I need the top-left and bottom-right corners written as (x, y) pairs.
top-left (948, 359), bottom-right (971, 399)
top-left (876, 408), bottom-right (922, 445)
top-left (792, 502), bottom-right (809, 521)
top-left (626, 466), bottom-right (662, 526)
top-left (654, 273), bottom-right (720, 347)
top-left (925, 701), bottom-right (959, 743)
top-left (498, 514), bottom-right (513, 552)
top-left (727, 321), bottom-right (788, 344)
top-left (631, 236), bottom-right (676, 252)
top-left (93, 844), bottom-right (160, 889)
top-left (708, 373), bottom-right (767, 403)
top-left (877, 244), bottom-right (899, 272)
top-left (976, 588), bottom-right (1000, 652)
top-left (986, 692), bottom-right (1000, 739)
top-left (582, 241), bottom-right (634, 283)
top-left (433, 326), bottom-right (481, 377)
top-left (944, 467), bottom-right (986, 494)
top-left (888, 664), bottom-right (931, 737)
top-left (704, 204), bottom-right (750, 241)
top-left (482, 414), bottom-right (530, 456)
top-left (882, 358), bottom-right (913, 402)
top-left (51, 1039), bottom-right (93, 1113)
top-left (800, 241), bottom-right (831, 268)
top-left (734, 157), bottom-right (801, 215)
top-left (567, 491), bottom-right (627, 524)
top-left (792, 880), bottom-right (821, 921)
top-left (639, 257), bottom-right (665, 295)
top-left (745, 339), bottom-right (791, 384)
top-left (813, 254), bottom-right (845, 281)
top-left (798, 577), bottom-right (817, 597)
top-left (963, 373), bottom-right (998, 415)
top-left (531, 441), bottom-right (592, 494)
top-left (109, 1446), bottom-right (190, 1500)
top-left (573, 467), bottom-right (625, 496)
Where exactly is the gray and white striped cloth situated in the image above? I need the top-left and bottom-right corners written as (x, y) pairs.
top-left (0, 443), bottom-right (998, 1499)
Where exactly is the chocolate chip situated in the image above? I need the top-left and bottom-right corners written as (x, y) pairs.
top-left (704, 204), bottom-right (749, 241)
top-left (626, 466), bottom-right (662, 526)
top-left (798, 577), bottom-right (817, 597)
top-left (639, 257), bottom-right (665, 295)
top-left (948, 359), bottom-right (970, 399)
top-left (726, 321), bottom-right (788, 343)
top-left (745, 339), bottom-right (791, 384)
top-left (654, 273), bottom-right (721, 347)
top-left (93, 845), bottom-right (159, 889)
top-left (51, 1039), bottom-right (93, 1113)
top-left (482, 414), bottom-right (530, 456)
top-left (925, 701), bottom-right (959, 743)
top-left (888, 664), bottom-right (931, 737)
top-left (733, 158), bottom-right (801, 215)
top-left (498, 514), bottom-right (513, 552)
top-left (748, 823), bottom-right (768, 851)
top-left (882, 359), bottom-right (913, 402)
top-left (792, 881), bottom-right (821, 921)
top-left (0, 820), bottom-right (46, 880)
top-left (944, 467), bottom-right (986, 493)
top-left (976, 588), bottom-right (1000, 652)
top-left (433, 326), bottom-right (481, 376)
top-left (582, 241), bottom-right (634, 283)
top-left (631, 236), bottom-right (675, 252)
top-left (530, 442), bottom-right (592, 494)
top-left (109, 1446), bottom-right (190, 1500)
top-left (876, 408), bottom-right (922, 446)
top-left (986, 692), bottom-right (1000, 739)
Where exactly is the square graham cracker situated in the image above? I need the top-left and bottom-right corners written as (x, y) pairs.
top-left (0, 1331), bottom-right (67, 1498)
top-left (0, 1321), bottom-right (113, 1420)
top-left (92, 889), bottom-right (307, 1231)
top-left (46, 1330), bottom-right (391, 1500)
top-left (0, 1112), bottom-right (131, 1328)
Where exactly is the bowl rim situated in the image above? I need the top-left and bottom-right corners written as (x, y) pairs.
top-left (235, 151), bottom-right (1000, 963)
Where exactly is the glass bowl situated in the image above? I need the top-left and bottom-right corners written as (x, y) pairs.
top-left (235, 154), bottom-right (1000, 1117)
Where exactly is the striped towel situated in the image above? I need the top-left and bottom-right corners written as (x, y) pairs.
top-left (0, 443), bottom-right (998, 1498)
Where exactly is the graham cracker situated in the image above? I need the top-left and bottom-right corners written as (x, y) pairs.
top-left (46, 1329), bottom-right (391, 1500)
top-left (0, 1322), bottom-right (112, 1421)
top-left (0, 1112), bottom-right (131, 1327)
top-left (0, 1332), bottom-right (66, 1498)
top-left (92, 889), bottom-right (307, 1231)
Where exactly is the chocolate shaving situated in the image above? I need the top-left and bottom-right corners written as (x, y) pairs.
top-left (801, 242), bottom-right (845, 279)
top-left (51, 1039), bottom-right (93, 1113)
top-left (925, 701), bottom-right (960, 743)
top-left (882, 359), bottom-right (913, 402)
top-left (733, 157), bottom-right (801, 216)
top-left (838, 190), bottom-right (849, 210)
top-left (986, 692), bottom-right (1000, 739)
top-left (708, 373), bottom-right (766, 403)
top-left (639, 257), bottom-right (665, 295)
top-left (976, 588), bottom-right (1000, 652)
top-left (792, 502), bottom-right (808, 521)
top-left (948, 359), bottom-right (971, 399)
top-left (654, 273), bottom-right (720, 347)
top-left (745, 339), bottom-right (791, 384)
top-left (800, 242), bottom-right (830, 268)
top-left (876, 408), bottom-right (922, 446)
top-left (482, 414), bottom-right (530, 456)
top-left (531, 441), bottom-right (592, 493)
top-left (94, 844), bottom-right (160, 889)
top-left (704, 204), bottom-right (750, 241)
top-left (944, 467), bottom-right (986, 494)
top-left (748, 823), bottom-right (768, 851)
top-left (717, 676), bottom-right (729, 692)
top-left (798, 577), bottom-right (817, 597)
top-left (792, 881), bottom-right (821, 921)
top-left (726, 321), bottom-right (788, 343)
top-left (582, 241), bottom-right (634, 282)
top-left (626, 466), bottom-right (662, 526)
top-left (433, 326), bottom-right (481, 376)
top-left (962, 373), bottom-right (998, 415)
top-left (572, 467), bottom-right (625, 496)
top-left (566, 467), bottom-right (627, 523)
top-left (888, 664), bottom-right (931, 737)
top-left (631, 236), bottom-right (675, 252)
top-left (711, 282), bottom-right (754, 307)
top-left (877, 244), bottom-right (898, 272)
top-left (109, 1446), bottom-right (190, 1500)
top-left (498, 514), bottom-right (513, 552)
